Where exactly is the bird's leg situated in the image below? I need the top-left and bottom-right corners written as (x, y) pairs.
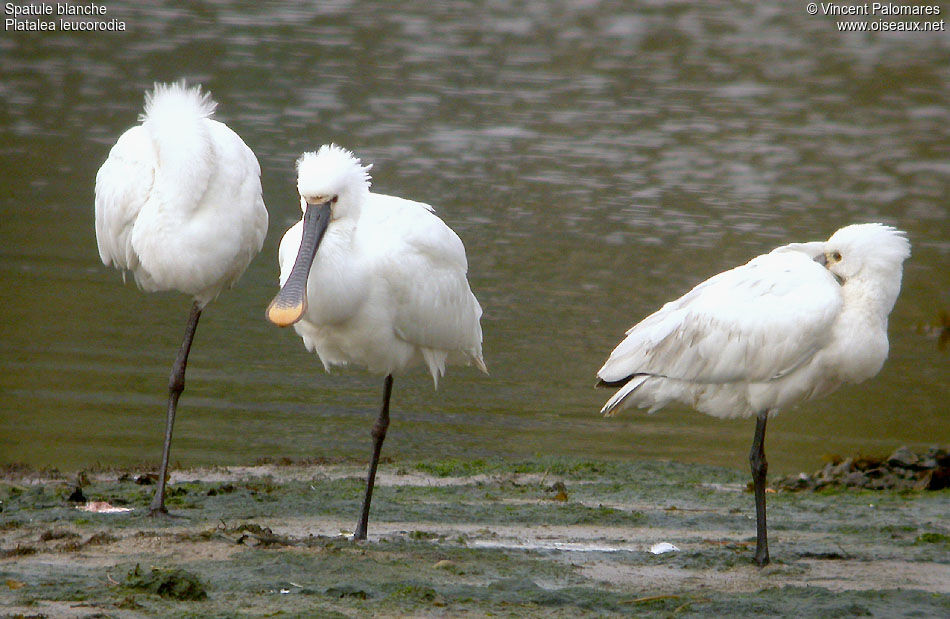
top-left (749, 410), bottom-right (770, 566)
top-left (354, 374), bottom-right (393, 540)
top-left (149, 301), bottom-right (202, 516)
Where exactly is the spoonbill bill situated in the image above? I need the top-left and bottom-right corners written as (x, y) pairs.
top-left (95, 81), bottom-right (268, 515)
top-left (266, 144), bottom-right (486, 540)
top-left (597, 223), bottom-right (910, 566)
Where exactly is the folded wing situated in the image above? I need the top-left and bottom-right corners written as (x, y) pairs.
top-left (367, 196), bottom-right (486, 383)
top-left (597, 249), bottom-right (842, 389)
top-left (94, 127), bottom-right (156, 281)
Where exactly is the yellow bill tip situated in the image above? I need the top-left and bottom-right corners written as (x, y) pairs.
top-left (266, 301), bottom-right (304, 327)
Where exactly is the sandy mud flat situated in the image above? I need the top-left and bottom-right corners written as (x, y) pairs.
top-left (1, 457), bottom-right (948, 616)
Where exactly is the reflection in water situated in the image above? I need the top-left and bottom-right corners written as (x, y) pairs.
top-left (0, 1), bottom-right (947, 473)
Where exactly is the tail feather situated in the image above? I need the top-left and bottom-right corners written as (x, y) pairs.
top-left (596, 376), bottom-right (631, 388)
top-left (473, 353), bottom-right (488, 375)
top-left (600, 375), bottom-right (649, 417)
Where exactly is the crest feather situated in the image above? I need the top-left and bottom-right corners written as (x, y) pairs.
top-left (296, 144), bottom-right (373, 197)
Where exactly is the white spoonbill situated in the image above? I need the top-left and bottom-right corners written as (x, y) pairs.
top-left (95, 81), bottom-right (268, 515)
top-left (597, 223), bottom-right (910, 566)
top-left (266, 144), bottom-right (486, 540)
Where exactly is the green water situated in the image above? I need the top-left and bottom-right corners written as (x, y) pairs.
top-left (0, 1), bottom-right (947, 474)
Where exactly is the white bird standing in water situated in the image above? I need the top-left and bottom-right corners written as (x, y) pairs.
top-left (95, 81), bottom-right (268, 515)
top-left (597, 223), bottom-right (910, 566)
top-left (266, 144), bottom-right (486, 540)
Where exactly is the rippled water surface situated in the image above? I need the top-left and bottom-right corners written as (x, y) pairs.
top-left (1, 1), bottom-right (947, 473)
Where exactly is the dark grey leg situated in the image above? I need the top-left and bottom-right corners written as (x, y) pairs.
top-left (149, 301), bottom-right (202, 516)
top-left (749, 410), bottom-right (770, 566)
top-left (354, 374), bottom-right (393, 540)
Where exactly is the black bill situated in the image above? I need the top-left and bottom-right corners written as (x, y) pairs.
top-left (265, 201), bottom-right (332, 327)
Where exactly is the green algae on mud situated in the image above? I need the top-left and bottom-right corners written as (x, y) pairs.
top-left (1, 457), bottom-right (948, 617)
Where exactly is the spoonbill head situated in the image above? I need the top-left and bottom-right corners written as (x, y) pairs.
top-left (266, 145), bottom-right (371, 328)
top-left (95, 81), bottom-right (268, 515)
top-left (597, 223), bottom-right (910, 566)
top-left (267, 144), bottom-right (486, 539)
top-left (296, 144), bottom-right (372, 217)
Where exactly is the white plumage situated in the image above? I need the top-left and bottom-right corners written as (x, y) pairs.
top-left (274, 145), bottom-right (485, 380)
top-left (597, 223), bottom-right (910, 565)
top-left (267, 144), bottom-right (485, 539)
top-left (95, 81), bottom-right (268, 306)
top-left (598, 223), bottom-right (910, 419)
top-left (94, 81), bottom-right (268, 515)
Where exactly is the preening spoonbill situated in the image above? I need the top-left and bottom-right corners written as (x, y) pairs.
top-left (266, 144), bottom-right (486, 540)
top-left (597, 223), bottom-right (910, 566)
top-left (95, 81), bottom-right (268, 515)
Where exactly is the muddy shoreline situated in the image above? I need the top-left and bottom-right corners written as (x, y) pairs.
top-left (2, 457), bottom-right (948, 616)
